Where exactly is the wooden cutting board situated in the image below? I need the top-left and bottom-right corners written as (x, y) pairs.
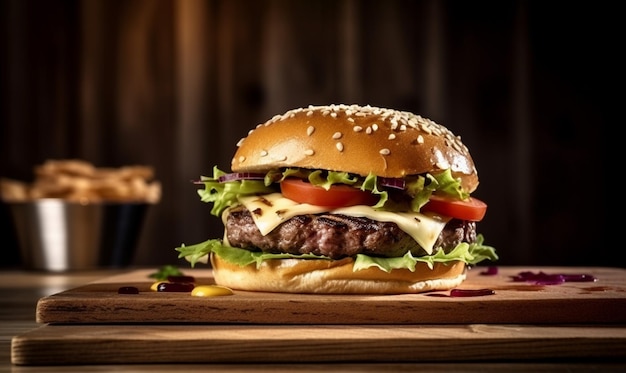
top-left (36, 266), bottom-right (626, 324)
top-left (12, 323), bottom-right (626, 365)
top-left (12, 266), bottom-right (626, 365)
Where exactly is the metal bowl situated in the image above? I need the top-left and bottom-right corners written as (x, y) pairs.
top-left (8, 199), bottom-right (149, 271)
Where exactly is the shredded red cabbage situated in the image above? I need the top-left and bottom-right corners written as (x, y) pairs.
top-left (480, 266), bottom-right (499, 276)
top-left (449, 288), bottom-right (495, 297)
top-left (511, 271), bottom-right (597, 285)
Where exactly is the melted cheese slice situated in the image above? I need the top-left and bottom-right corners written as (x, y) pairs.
top-left (231, 193), bottom-right (449, 255)
top-left (232, 193), bottom-right (328, 236)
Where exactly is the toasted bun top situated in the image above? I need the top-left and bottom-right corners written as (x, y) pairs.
top-left (232, 104), bottom-right (479, 193)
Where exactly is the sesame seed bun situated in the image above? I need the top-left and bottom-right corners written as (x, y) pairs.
top-left (211, 253), bottom-right (467, 294)
top-left (232, 104), bottom-right (479, 193)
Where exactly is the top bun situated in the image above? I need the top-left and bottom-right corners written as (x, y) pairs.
top-left (232, 104), bottom-right (479, 193)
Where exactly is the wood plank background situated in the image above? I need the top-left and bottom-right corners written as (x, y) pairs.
top-left (0, 0), bottom-right (616, 268)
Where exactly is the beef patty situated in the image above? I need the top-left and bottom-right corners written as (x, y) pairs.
top-left (225, 205), bottom-right (477, 259)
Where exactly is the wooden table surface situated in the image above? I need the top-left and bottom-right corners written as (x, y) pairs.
top-left (2, 267), bottom-right (626, 372)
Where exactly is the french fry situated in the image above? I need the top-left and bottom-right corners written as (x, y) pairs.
top-left (0, 160), bottom-right (161, 204)
top-left (0, 178), bottom-right (30, 202)
top-left (35, 159), bottom-right (95, 178)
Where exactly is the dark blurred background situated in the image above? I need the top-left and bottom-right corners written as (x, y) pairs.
top-left (0, 0), bottom-right (617, 269)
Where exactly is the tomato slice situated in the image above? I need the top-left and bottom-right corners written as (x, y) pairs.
top-left (280, 178), bottom-right (377, 208)
top-left (421, 195), bottom-right (487, 221)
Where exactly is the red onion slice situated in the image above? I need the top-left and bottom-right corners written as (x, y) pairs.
top-left (217, 172), bottom-right (266, 183)
top-left (378, 177), bottom-right (406, 190)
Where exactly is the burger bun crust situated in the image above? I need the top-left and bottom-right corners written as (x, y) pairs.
top-left (211, 253), bottom-right (467, 294)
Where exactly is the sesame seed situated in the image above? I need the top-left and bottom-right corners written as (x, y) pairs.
top-left (372, 123), bottom-right (379, 131)
top-left (236, 138), bottom-right (245, 147)
top-left (332, 132), bottom-right (343, 139)
top-left (379, 148), bottom-right (390, 155)
top-left (417, 135), bottom-right (424, 144)
top-left (353, 125), bottom-right (363, 132)
top-left (276, 155), bottom-right (287, 161)
top-left (307, 126), bottom-right (315, 136)
top-left (336, 142), bottom-right (344, 152)
top-left (330, 112), bottom-right (337, 118)
top-left (388, 134), bottom-right (396, 140)
top-left (260, 150), bottom-right (268, 157)
top-left (366, 127), bottom-right (372, 134)
top-left (238, 156), bottom-right (245, 163)
top-left (304, 149), bottom-right (315, 156)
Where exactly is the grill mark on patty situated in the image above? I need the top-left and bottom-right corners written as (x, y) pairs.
top-left (317, 215), bottom-right (348, 228)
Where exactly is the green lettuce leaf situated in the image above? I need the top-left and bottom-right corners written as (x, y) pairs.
top-left (406, 174), bottom-right (436, 211)
top-left (353, 235), bottom-right (497, 271)
top-left (360, 173), bottom-right (389, 208)
top-left (175, 234), bottom-right (497, 272)
top-left (432, 168), bottom-right (469, 200)
top-left (308, 170), bottom-right (358, 190)
top-left (197, 166), bottom-right (275, 216)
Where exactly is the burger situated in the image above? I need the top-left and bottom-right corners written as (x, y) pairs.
top-left (176, 104), bottom-right (497, 294)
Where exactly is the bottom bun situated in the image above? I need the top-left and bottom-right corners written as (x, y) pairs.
top-left (210, 253), bottom-right (467, 294)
